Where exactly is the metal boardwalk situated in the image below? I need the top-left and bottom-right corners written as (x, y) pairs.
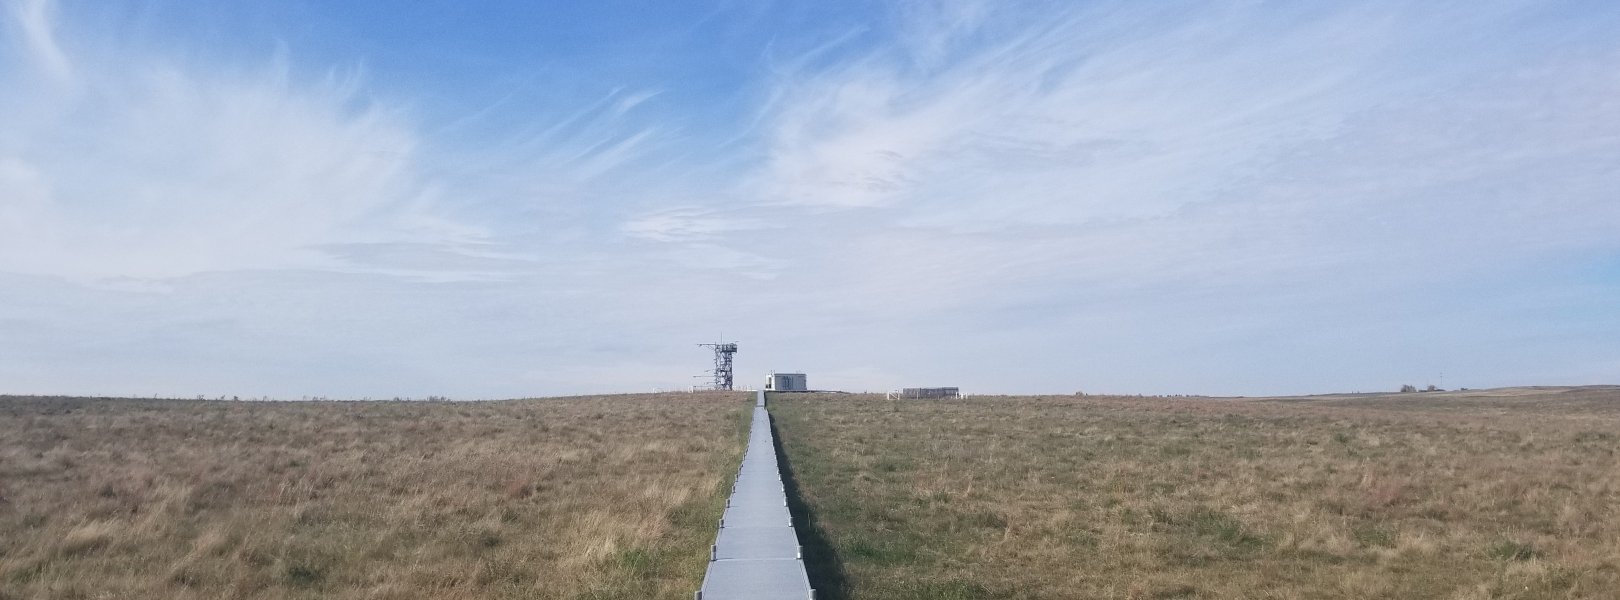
top-left (697, 391), bottom-right (814, 600)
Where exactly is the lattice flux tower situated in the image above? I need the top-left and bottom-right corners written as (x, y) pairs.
top-left (698, 341), bottom-right (739, 391)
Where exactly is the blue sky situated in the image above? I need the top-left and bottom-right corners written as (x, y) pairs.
top-left (2, 0), bottom-right (1618, 398)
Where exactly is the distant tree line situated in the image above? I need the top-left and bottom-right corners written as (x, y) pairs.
top-left (1399, 384), bottom-right (1443, 393)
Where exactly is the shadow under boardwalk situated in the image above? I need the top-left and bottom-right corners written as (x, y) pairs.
top-left (769, 406), bottom-right (853, 600)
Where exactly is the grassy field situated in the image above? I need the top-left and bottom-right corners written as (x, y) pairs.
top-left (771, 387), bottom-right (1620, 599)
top-left (0, 393), bottom-right (750, 600)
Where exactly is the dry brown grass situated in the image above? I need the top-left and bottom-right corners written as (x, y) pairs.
top-left (0, 393), bottom-right (750, 600)
top-left (771, 387), bottom-right (1620, 599)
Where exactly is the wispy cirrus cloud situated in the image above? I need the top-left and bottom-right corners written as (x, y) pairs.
top-left (650, 0), bottom-right (1620, 394)
top-left (2, 0), bottom-right (1617, 398)
top-left (9, 0), bottom-right (68, 81)
top-left (739, 1), bottom-right (1620, 287)
top-left (0, 1), bottom-right (680, 286)
top-left (621, 207), bottom-right (774, 243)
top-left (0, 1), bottom-right (484, 284)
top-left (752, 3), bottom-right (1398, 214)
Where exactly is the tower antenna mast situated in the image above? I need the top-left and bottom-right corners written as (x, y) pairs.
top-left (697, 340), bottom-right (739, 391)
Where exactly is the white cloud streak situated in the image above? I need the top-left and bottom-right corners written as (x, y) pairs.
top-left (0, 2), bottom-right (480, 284)
top-left (739, 1), bottom-right (1620, 290)
top-left (2, 0), bottom-right (1617, 398)
top-left (8, 0), bottom-right (70, 81)
top-left (660, 0), bottom-right (1620, 394)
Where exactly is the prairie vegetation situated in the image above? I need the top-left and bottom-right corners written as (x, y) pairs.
top-left (771, 387), bottom-right (1620, 599)
top-left (0, 393), bottom-right (750, 600)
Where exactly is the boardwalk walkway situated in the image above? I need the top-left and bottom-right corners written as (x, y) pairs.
top-left (697, 391), bottom-right (814, 599)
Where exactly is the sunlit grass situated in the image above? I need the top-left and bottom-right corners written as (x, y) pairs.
top-left (772, 388), bottom-right (1620, 599)
top-left (0, 393), bottom-right (750, 599)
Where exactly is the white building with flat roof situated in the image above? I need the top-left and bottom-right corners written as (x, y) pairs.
top-left (901, 387), bottom-right (960, 399)
top-left (765, 373), bottom-right (808, 392)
